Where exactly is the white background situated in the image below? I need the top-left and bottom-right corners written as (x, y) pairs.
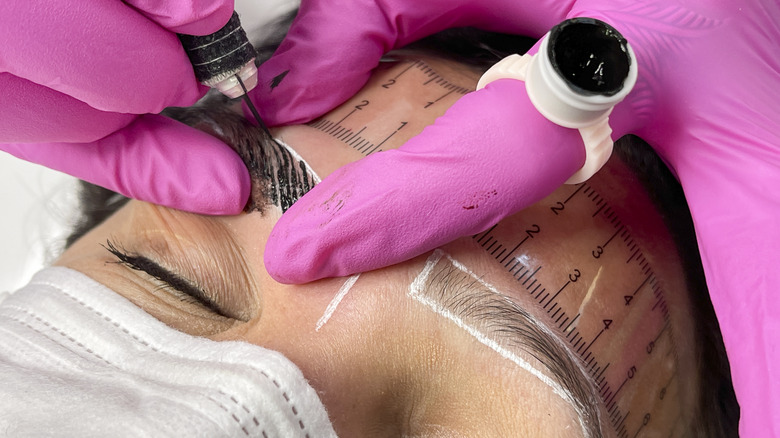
top-left (0, 156), bottom-right (77, 293)
top-left (0, 0), bottom-right (299, 294)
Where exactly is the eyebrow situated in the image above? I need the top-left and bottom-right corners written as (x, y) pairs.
top-left (414, 250), bottom-right (603, 437)
top-left (163, 104), bottom-right (316, 213)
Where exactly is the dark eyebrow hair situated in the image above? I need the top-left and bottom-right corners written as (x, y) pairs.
top-left (420, 253), bottom-right (604, 437)
top-left (162, 104), bottom-right (316, 214)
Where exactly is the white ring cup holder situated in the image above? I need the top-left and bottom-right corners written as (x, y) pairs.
top-left (477, 18), bottom-right (638, 184)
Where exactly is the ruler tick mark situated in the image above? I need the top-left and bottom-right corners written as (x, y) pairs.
top-left (564, 184), bottom-right (586, 203)
top-left (348, 127), bottom-right (366, 143)
top-left (603, 225), bottom-right (624, 248)
top-left (632, 275), bottom-right (651, 296)
top-left (335, 109), bottom-right (357, 125)
top-left (521, 266), bottom-right (541, 285)
top-left (475, 226), bottom-right (496, 244)
top-left (581, 329), bottom-right (605, 355)
top-left (393, 62), bottom-right (416, 80)
top-left (564, 314), bottom-right (580, 332)
top-left (607, 377), bottom-right (630, 406)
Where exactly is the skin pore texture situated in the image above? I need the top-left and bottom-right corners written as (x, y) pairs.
top-left (56, 55), bottom-right (701, 437)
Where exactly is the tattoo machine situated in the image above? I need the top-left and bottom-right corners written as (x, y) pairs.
top-left (177, 12), bottom-right (265, 125)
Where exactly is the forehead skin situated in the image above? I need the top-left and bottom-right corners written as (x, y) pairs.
top-left (56, 55), bottom-right (699, 437)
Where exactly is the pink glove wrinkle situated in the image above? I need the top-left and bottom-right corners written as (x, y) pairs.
top-left (261, 0), bottom-right (780, 435)
top-left (1, 0), bottom-right (250, 215)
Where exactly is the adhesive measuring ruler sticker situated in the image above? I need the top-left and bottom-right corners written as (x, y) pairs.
top-left (471, 178), bottom-right (683, 438)
top-left (306, 58), bottom-right (476, 157)
top-left (309, 55), bottom-right (690, 437)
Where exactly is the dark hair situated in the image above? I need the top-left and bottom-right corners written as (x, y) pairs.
top-left (64, 21), bottom-right (737, 437)
top-left (612, 136), bottom-right (739, 436)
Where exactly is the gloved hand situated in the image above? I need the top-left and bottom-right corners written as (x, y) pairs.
top-left (255, 1), bottom-right (780, 435)
top-left (0, 0), bottom-right (250, 215)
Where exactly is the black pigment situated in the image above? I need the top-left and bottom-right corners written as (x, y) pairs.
top-left (548, 18), bottom-right (631, 96)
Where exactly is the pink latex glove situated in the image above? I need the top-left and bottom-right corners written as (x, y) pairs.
top-left (0, 0), bottom-right (250, 214)
top-left (256, 0), bottom-right (780, 434)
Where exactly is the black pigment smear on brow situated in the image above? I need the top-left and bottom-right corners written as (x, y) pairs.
top-left (103, 240), bottom-right (229, 318)
top-left (262, 134), bottom-right (314, 213)
top-left (162, 104), bottom-right (315, 214)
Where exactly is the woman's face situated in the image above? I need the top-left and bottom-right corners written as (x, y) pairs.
top-left (57, 56), bottom-right (700, 437)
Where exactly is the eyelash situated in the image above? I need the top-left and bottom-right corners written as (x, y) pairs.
top-left (103, 239), bottom-right (228, 317)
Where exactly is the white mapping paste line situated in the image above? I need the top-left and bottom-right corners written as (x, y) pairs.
top-left (445, 252), bottom-right (588, 373)
top-left (575, 265), bottom-right (603, 328)
top-left (274, 138), bottom-right (322, 183)
top-left (446, 252), bottom-right (530, 306)
top-left (409, 250), bottom-right (444, 297)
top-left (316, 274), bottom-right (360, 332)
top-left (408, 290), bottom-right (571, 402)
top-left (409, 251), bottom-right (571, 402)
top-left (409, 249), bottom-right (589, 438)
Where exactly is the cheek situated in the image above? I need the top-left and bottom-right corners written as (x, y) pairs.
top-left (227, 271), bottom-right (419, 435)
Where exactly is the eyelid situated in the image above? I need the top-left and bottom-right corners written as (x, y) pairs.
top-left (103, 239), bottom-right (231, 318)
top-left (113, 208), bottom-right (259, 323)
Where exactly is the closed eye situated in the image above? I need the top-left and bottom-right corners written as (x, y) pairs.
top-left (103, 239), bottom-right (230, 318)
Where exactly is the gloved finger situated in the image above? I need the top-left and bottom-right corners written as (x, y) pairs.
top-left (1, 114), bottom-right (250, 215)
top-left (674, 137), bottom-right (780, 438)
top-left (0, 0), bottom-right (207, 116)
top-left (0, 73), bottom-right (136, 143)
top-left (253, 0), bottom-right (574, 127)
top-left (123, 0), bottom-right (234, 35)
top-left (264, 79), bottom-right (585, 283)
